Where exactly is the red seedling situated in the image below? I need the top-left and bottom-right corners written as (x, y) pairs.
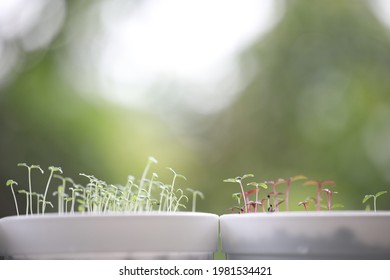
top-left (298, 200), bottom-right (309, 211)
top-left (224, 174), bottom-right (254, 213)
top-left (283, 175), bottom-right (307, 211)
top-left (322, 188), bottom-right (338, 211)
top-left (303, 180), bottom-right (335, 211)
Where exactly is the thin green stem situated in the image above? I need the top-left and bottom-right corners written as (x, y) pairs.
top-left (11, 186), bottom-right (19, 216)
top-left (42, 167), bottom-right (62, 214)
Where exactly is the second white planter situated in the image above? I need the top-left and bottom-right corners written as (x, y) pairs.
top-left (220, 211), bottom-right (390, 259)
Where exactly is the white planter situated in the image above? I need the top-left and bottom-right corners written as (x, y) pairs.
top-left (220, 211), bottom-right (390, 259)
top-left (0, 212), bottom-right (218, 260)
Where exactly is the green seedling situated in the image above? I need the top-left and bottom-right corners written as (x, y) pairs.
top-left (42, 166), bottom-right (63, 214)
top-left (138, 157), bottom-right (158, 198)
top-left (187, 188), bottom-right (204, 212)
top-left (17, 189), bottom-right (30, 215)
top-left (173, 188), bottom-right (189, 212)
top-left (145, 173), bottom-right (158, 211)
top-left (31, 192), bottom-right (43, 215)
top-left (6, 157), bottom-right (199, 215)
top-left (224, 174), bottom-right (254, 213)
top-left (6, 179), bottom-right (19, 216)
top-left (363, 191), bottom-right (387, 212)
top-left (165, 167), bottom-right (187, 212)
top-left (53, 175), bottom-right (74, 215)
top-left (17, 163), bottom-right (44, 215)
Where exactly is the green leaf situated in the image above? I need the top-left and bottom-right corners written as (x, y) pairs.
top-left (167, 167), bottom-right (176, 175)
top-left (223, 178), bottom-right (238, 183)
top-left (175, 174), bottom-right (187, 181)
top-left (258, 183), bottom-right (268, 189)
top-left (232, 192), bottom-right (241, 198)
top-left (275, 178), bottom-right (286, 185)
top-left (6, 179), bottom-right (18, 187)
top-left (32, 165), bottom-right (44, 173)
top-left (148, 156), bottom-right (158, 164)
top-left (241, 174), bottom-right (254, 180)
top-left (303, 180), bottom-right (319, 186)
top-left (375, 191), bottom-right (387, 198)
top-left (291, 175), bottom-right (307, 181)
top-left (365, 204), bottom-right (371, 211)
top-left (362, 195), bottom-right (373, 204)
top-left (49, 166), bottom-right (63, 174)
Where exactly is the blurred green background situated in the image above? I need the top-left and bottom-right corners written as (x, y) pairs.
top-left (1, 0), bottom-right (390, 218)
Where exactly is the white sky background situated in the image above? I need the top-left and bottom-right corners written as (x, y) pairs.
top-left (1, 0), bottom-right (390, 115)
top-left (63, 0), bottom-right (284, 115)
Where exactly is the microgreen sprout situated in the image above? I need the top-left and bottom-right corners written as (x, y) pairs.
top-left (6, 179), bottom-right (19, 216)
top-left (53, 175), bottom-right (73, 215)
top-left (283, 175), bottom-right (307, 211)
top-left (17, 163), bottom-right (44, 215)
top-left (17, 189), bottom-right (30, 215)
top-left (322, 188), bottom-right (338, 211)
top-left (223, 174), bottom-right (254, 213)
top-left (298, 200), bottom-right (309, 211)
top-left (303, 180), bottom-right (335, 211)
top-left (224, 174), bottom-right (346, 213)
top-left (362, 191), bottom-right (388, 212)
top-left (6, 158), bottom-right (199, 216)
top-left (187, 188), bottom-right (204, 212)
top-left (265, 179), bottom-right (284, 196)
top-left (42, 166), bottom-right (63, 214)
top-left (247, 182), bottom-right (268, 212)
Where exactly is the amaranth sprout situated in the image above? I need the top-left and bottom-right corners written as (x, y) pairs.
top-left (223, 174), bottom-right (254, 213)
top-left (298, 200), bottom-right (309, 211)
top-left (264, 179), bottom-right (285, 211)
top-left (17, 163), bottom-right (44, 215)
top-left (322, 188), bottom-right (340, 211)
top-left (363, 191), bottom-right (388, 212)
top-left (6, 179), bottom-right (19, 216)
top-left (303, 179), bottom-right (335, 211)
top-left (247, 182), bottom-right (268, 212)
top-left (266, 192), bottom-right (285, 212)
top-left (282, 175), bottom-right (307, 211)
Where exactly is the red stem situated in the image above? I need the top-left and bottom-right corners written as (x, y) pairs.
top-left (255, 188), bottom-right (259, 212)
top-left (316, 184), bottom-right (321, 211)
top-left (285, 179), bottom-right (291, 211)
